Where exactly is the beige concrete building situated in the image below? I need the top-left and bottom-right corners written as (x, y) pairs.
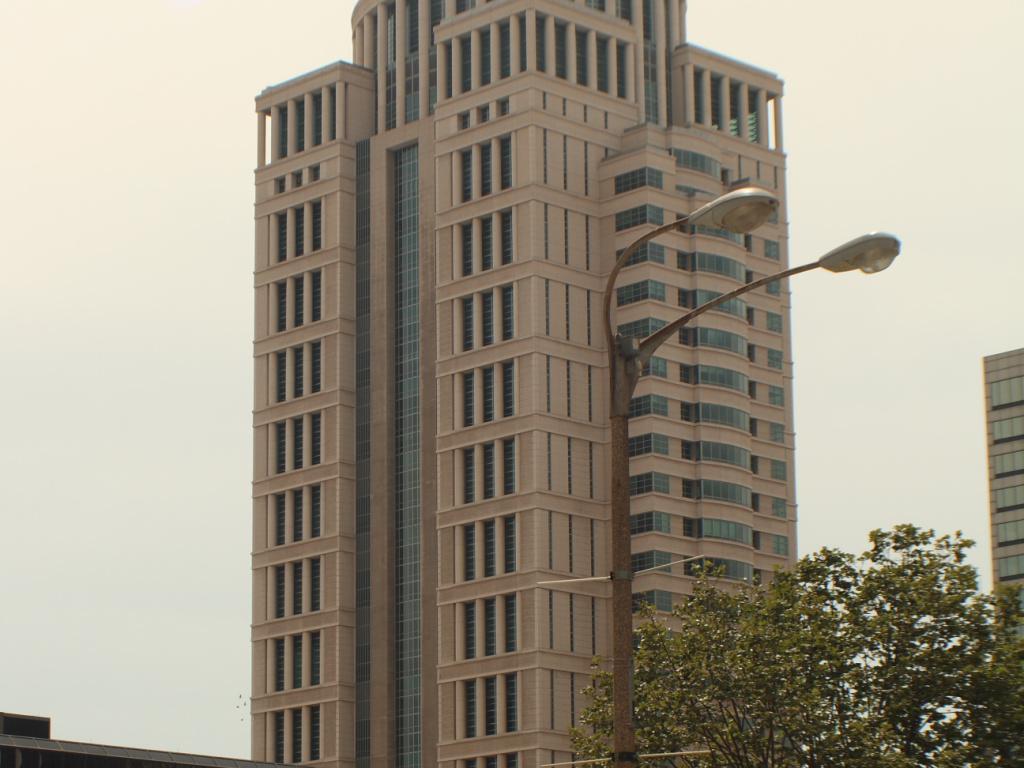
top-left (251, 2), bottom-right (795, 768)
top-left (983, 348), bottom-right (1024, 590)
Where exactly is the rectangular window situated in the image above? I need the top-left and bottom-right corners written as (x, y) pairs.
top-left (482, 676), bottom-right (497, 735)
top-left (483, 518), bottom-right (497, 575)
top-left (274, 493), bottom-right (286, 546)
top-left (310, 705), bottom-right (321, 760)
top-left (461, 148), bottom-right (473, 202)
top-left (273, 711), bottom-right (285, 763)
top-left (501, 285), bottom-right (514, 340)
top-left (275, 351), bottom-right (287, 403)
top-left (499, 21), bottom-right (511, 78)
top-left (480, 142), bottom-right (493, 196)
top-left (483, 442), bottom-right (496, 500)
top-left (462, 296), bottom-right (474, 351)
top-left (504, 594), bottom-right (516, 650)
top-left (481, 216), bottom-right (493, 271)
top-left (995, 450), bottom-right (1024, 477)
top-left (503, 515), bottom-right (516, 570)
top-left (464, 680), bottom-right (477, 737)
top-left (480, 27), bottom-right (492, 86)
top-left (292, 634), bottom-right (303, 688)
top-left (293, 346), bottom-right (304, 398)
top-left (277, 214), bottom-right (287, 262)
top-left (311, 557), bottom-right (321, 611)
top-left (312, 200), bottom-right (322, 251)
top-left (614, 204), bottom-right (664, 231)
top-left (995, 416), bottom-right (1024, 442)
top-left (500, 210), bottom-right (513, 264)
top-left (274, 565), bottom-right (285, 618)
top-left (771, 459), bottom-right (787, 481)
top-left (764, 239), bottom-right (780, 260)
top-left (464, 601), bottom-right (476, 659)
top-left (502, 360), bottom-right (514, 417)
top-left (505, 673), bottom-right (518, 731)
top-left (992, 376), bottom-right (1024, 408)
top-left (464, 524), bottom-right (476, 580)
top-left (482, 291), bottom-right (494, 346)
top-left (463, 371), bottom-right (475, 427)
top-left (293, 275), bottom-right (304, 327)
top-left (292, 561), bottom-right (303, 615)
top-left (500, 136), bottom-right (512, 189)
top-left (484, 597), bottom-right (497, 655)
top-left (276, 281), bottom-right (287, 332)
top-left (482, 366), bottom-right (494, 422)
top-left (311, 269), bottom-right (322, 322)
top-left (461, 222), bottom-right (473, 277)
top-left (274, 637), bottom-right (285, 691)
top-left (294, 206), bottom-right (305, 257)
top-left (311, 412), bottom-right (321, 465)
top-left (292, 488), bottom-right (303, 541)
top-left (292, 416), bottom-right (304, 470)
top-left (766, 311), bottom-right (783, 332)
top-left (311, 341), bottom-right (322, 393)
top-left (464, 447), bottom-right (476, 504)
top-left (274, 422), bottom-right (286, 474)
top-left (311, 484), bottom-right (321, 537)
top-left (767, 349), bottom-right (784, 370)
top-left (768, 385), bottom-right (785, 406)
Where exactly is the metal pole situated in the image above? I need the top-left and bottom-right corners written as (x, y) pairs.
top-left (603, 227), bottom-right (822, 768)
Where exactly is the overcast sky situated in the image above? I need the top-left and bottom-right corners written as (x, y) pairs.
top-left (1, 0), bottom-right (1021, 759)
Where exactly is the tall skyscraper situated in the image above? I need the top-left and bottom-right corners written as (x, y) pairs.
top-left (983, 348), bottom-right (1024, 589)
top-left (251, 2), bottom-right (795, 767)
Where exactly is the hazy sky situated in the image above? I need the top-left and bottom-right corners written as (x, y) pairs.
top-left (1, 0), bottom-right (1021, 759)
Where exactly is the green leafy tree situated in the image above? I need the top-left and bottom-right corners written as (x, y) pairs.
top-left (572, 526), bottom-right (1023, 768)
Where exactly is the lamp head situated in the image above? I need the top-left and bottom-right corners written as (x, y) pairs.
top-left (688, 187), bottom-right (779, 234)
top-left (818, 232), bottom-right (901, 274)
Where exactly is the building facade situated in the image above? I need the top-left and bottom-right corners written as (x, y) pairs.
top-left (983, 348), bottom-right (1024, 589)
top-left (251, 2), bottom-right (796, 768)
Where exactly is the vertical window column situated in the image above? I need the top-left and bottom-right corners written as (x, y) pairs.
top-left (586, 29), bottom-right (598, 89)
top-left (303, 92), bottom-right (315, 153)
top-left (566, 22), bottom-right (577, 83)
top-left (736, 80), bottom-right (749, 140)
top-left (286, 207), bottom-right (297, 260)
top-left (286, 98), bottom-right (298, 156)
top-left (608, 36), bottom-right (619, 98)
top-left (472, 218), bottom-right (483, 274)
top-left (489, 21), bottom-right (501, 82)
top-left (470, 27), bottom-right (482, 90)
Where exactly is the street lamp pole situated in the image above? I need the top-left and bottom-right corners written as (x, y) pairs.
top-left (601, 188), bottom-right (900, 768)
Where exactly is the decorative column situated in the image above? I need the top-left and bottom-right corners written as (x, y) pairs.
top-left (609, 39), bottom-right (619, 97)
top-left (490, 22), bottom-right (501, 83)
top-left (438, 41), bottom-right (449, 103)
top-left (736, 81), bottom-right (749, 141)
top-left (701, 68), bottom-right (711, 126)
top-left (682, 62), bottom-right (695, 125)
top-left (544, 15), bottom-right (556, 76)
top-left (286, 98), bottom-right (298, 155)
top-left (755, 88), bottom-right (768, 145)
top-left (354, 20), bottom-right (364, 65)
top-left (566, 22), bottom-right (577, 83)
top-left (257, 111), bottom-right (267, 167)
top-left (471, 28), bottom-right (482, 90)
top-left (320, 86), bottom-right (331, 143)
top-left (395, 0), bottom-right (407, 127)
top-left (654, 0), bottom-right (667, 125)
top-left (587, 29), bottom-right (598, 90)
top-left (511, 14), bottom-right (522, 75)
top-left (719, 74), bottom-right (730, 133)
top-left (772, 94), bottom-right (783, 150)
top-left (525, 9), bottom-right (537, 71)
top-left (303, 92), bottom-right (314, 150)
top-left (376, 9), bottom-right (387, 129)
top-left (452, 37), bottom-right (463, 95)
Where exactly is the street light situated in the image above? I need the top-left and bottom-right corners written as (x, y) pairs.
top-left (603, 187), bottom-right (900, 768)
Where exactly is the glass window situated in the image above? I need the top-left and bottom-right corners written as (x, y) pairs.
top-left (995, 484), bottom-right (1024, 511)
top-left (991, 376), bottom-right (1024, 408)
top-left (629, 472), bottom-right (670, 496)
top-left (699, 518), bottom-right (752, 545)
top-left (618, 317), bottom-right (667, 340)
top-left (995, 519), bottom-right (1024, 547)
top-left (628, 433), bottom-right (670, 457)
top-left (771, 496), bottom-right (787, 518)
top-left (620, 242), bottom-right (665, 267)
top-left (629, 394), bottom-right (669, 417)
top-left (767, 349), bottom-right (784, 369)
top-left (632, 590), bottom-right (671, 612)
top-left (996, 553), bottom-right (1024, 581)
top-left (769, 422), bottom-right (785, 443)
top-left (615, 204), bottom-right (664, 231)
top-left (764, 239), bottom-right (780, 260)
top-left (766, 312), bottom-right (783, 332)
top-left (994, 416), bottom-right (1024, 442)
top-left (995, 450), bottom-right (1024, 477)
top-left (614, 167), bottom-right (664, 194)
top-left (630, 511), bottom-right (671, 534)
top-left (617, 280), bottom-right (666, 306)
top-left (770, 459), bottom-right (787, 481)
